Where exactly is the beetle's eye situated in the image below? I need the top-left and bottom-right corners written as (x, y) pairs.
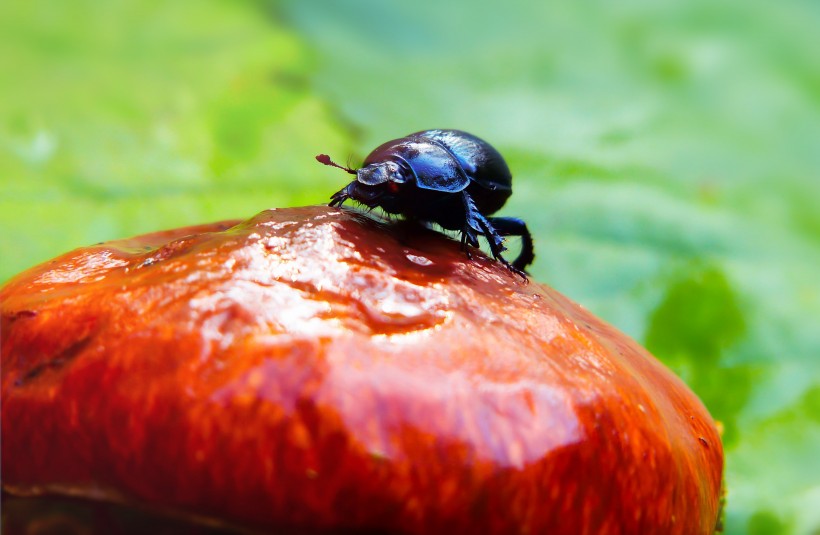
top-left (387, 182), bottom-right (400, 194)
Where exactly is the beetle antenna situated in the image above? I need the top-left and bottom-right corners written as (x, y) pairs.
top-left (316, 154), bottom-right (357, 175)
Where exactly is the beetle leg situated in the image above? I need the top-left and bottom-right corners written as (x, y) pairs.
top-left (486, 217), bottom-right (535, 272)
top-left (474, 216), bottom-right (528, 281)
top-left (460, 233), bottom-right (472, 259)
top-left (329, 183), bottom-right (352, 207)
top-left (460, 191), bottom-right (526, 280)
top-left (459, 191), bottom-right (482, 257)
top-left (463, 228), bottom-right (480, 249)
top-left (460, 227), bottom-right (479, 259)
top-left (476, 216), bottom-right (507, 255)
top-left (460, 191), bottom-right (484, 239)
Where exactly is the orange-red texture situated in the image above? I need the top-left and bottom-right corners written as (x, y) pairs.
top-left (1, 206), bottom-right (723, 534)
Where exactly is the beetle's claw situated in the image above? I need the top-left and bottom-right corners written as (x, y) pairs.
top-left (460, 228), bottom-right (480, 261)
top-left (501, 258), bottom-right (529, 283)
top-left (465, 231), bottom-right (480, 249)
top-left (492, 245), bottom-right (529, 282)
top-left (459, 232), bottom-right (473, 259)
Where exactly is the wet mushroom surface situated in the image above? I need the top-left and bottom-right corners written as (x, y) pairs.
top-left (1, 206), bottom-right (724, 534)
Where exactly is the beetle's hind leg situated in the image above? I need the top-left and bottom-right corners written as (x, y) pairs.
top-left (486, 216), bottom-right (535, 272)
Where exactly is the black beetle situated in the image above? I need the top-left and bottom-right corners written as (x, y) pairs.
top-left (317, 129), bottom-right (534, 277)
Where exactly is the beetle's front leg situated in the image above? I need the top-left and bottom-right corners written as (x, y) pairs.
top-left (329, 182), bottom-right (353, 208)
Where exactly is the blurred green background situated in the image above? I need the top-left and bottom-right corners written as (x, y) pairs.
top-left (1, 0), bottom-right (818, 533)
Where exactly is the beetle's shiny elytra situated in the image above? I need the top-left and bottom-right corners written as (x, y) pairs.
top-left (317, 129), bottom-right (534, 278)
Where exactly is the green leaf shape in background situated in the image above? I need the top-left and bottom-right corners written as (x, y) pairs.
top-left (645, 265), bottom-right (751, 448)
top-left (2, 1), bottom-right (819, 533)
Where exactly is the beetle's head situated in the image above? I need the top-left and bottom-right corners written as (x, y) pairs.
top-left (319, 155), bottom-right (409, 213)
top-left (353, 161), bottom-right (410, 212)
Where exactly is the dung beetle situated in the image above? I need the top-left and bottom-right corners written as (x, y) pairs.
top-left (317, 129), bottom-right (534, 278)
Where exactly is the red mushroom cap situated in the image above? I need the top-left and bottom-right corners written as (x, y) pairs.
top-left (1, 206), bottom-right (723, 534)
